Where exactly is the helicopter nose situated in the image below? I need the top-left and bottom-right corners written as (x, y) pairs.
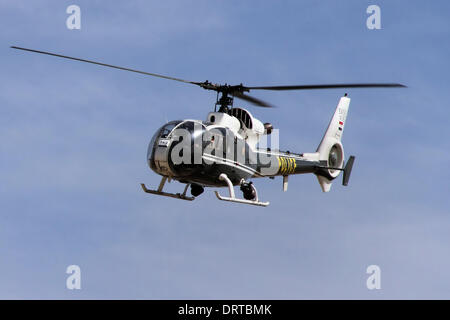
top-left (149, 138), bottom-right (177, 176)
top-left (147, 144), bottom-right (155, 171)
top-left (147, 120), bottom-right (206, 177)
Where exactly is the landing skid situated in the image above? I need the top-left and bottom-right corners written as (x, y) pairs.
top-left (214, 173), bottom-right (269, 207)
top-left (141, 177), bottom-right (194, 201)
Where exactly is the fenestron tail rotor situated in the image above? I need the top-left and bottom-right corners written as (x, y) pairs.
top-left (11, 46), bottom-right (406, 110)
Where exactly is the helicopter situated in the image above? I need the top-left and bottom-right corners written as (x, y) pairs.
top-left (11, 46), bottom-right (406, 207)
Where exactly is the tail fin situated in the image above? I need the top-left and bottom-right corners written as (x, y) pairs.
top-left (316, 95), bottom-right (351, 192)
top-left (317, 94), bottom-right (350, 150)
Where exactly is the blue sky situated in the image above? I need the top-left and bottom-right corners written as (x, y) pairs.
top-left (0, 0), bottom-right (449, 299)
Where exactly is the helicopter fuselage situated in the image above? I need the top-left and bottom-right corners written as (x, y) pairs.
top-left (147, 108), bottom-right (333, 188)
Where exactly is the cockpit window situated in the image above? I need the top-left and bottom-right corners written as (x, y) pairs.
top-left (174, 121), bottom-right (195, 131)
top-left (159, 121), bottom-right (182, 138)
top-left (172, 120), bottom-right (207, 135)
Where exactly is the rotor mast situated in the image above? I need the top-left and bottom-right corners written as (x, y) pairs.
top-left (216, 91), bottom-right (233, 112)
top-left (205, 84), bottom-right (248, 113)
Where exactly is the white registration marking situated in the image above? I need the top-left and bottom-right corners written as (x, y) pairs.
top-left (158, 139), bottom-right (170, 147)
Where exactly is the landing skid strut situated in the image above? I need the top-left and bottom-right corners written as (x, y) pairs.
top-left (141, 176), bottom-right (194, 201)
top-left (215, 173), bottom-right (269, 207)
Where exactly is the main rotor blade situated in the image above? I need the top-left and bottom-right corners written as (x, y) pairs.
top-left (246, 83), bottom-right (407, 91)
top-left (11, 46), bottom-right (200, 85)
top-left (232, 91), bottom-right (274, 108)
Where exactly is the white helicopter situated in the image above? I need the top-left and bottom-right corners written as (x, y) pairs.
top-left (12, 46), bottom-right (405, 207)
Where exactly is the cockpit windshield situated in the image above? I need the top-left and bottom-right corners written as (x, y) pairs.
top-left (172, 121), bottom-right (207, 135)
top-left (149, 121), bottom-right (182, 155)
top-left (148, 120), bottom-right (208, 162)
top-left (158, 121), bottom-right (182, 138)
